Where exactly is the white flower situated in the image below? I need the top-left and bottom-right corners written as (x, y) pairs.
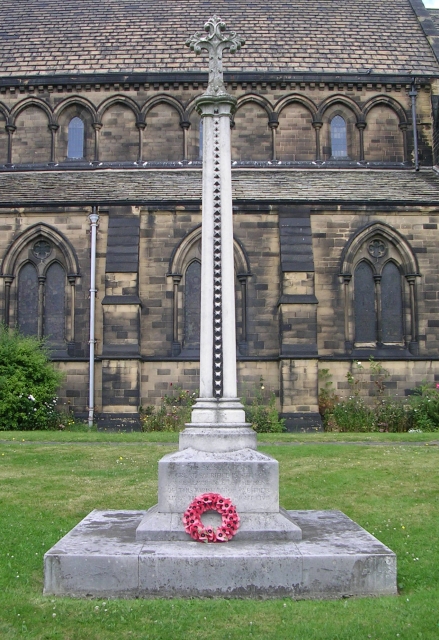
top-left (28, 395), bottom-right (35, 401)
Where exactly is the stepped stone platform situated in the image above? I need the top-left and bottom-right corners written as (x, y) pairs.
top-left (44, 509), bottom-right (397, 599)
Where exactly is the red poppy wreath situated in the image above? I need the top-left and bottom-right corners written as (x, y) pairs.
top-left (183, 493), bottom-right (240, 543)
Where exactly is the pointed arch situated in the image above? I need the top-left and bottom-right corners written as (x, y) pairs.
top-left (167, 226), bottom-right (251, 356)
top-left (0, 102), bottom-right (9, 164)
top-left (54, 97), bottom-right (96, 163)
top-left (142, 95), bottom-right (185, 121)
top-left (236, 94), bottom-right (273, 117)
top-left (363, 97), bottom-right (406, 162)
top-left (363, 95), bottom-right (408, 125)
top-left (1, 223), bottom-right (80, 345)
top-left (10, 97), bottom-right (54, 125)
top-left (168, 224), bottom-right (250, 276)
top-left (9, 99), bottom-right (54, 164)
top-left (53, 96), bottom-right (97, 121)
top-left (340, 222), bottom-right (419, 354)
top-left (142, 97), bottom-right (185, 162)
top-left (1, 223), bottom-right (80, 277)
top-left (317, 96), bottom-right (362, 161)
top-left (317, 95), bottom-right (362, 121)
top-left (232, 99), bottom-right (271, 161)
top-left (97, 96), bottom-right (139, 162)
top-left (275, 94), bottom-right (318, 119)
top-left (67, 117), bottom-right (84, 158)
top-left (340, 222), bottom-right (418, 277)
top-left (96, 95), bottom-right (140, 123)
top-left (274, 95), bottom-right (317, 161)
top-left (0, 101), bottom-right (10, 121)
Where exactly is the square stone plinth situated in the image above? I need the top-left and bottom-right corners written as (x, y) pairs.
top-left (158, 448), bottom-right (279, 513)
top-left (44, 510), bottom-right (397, 599)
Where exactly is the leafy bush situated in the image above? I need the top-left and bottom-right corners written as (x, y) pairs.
top-left (374, 398), bottom-right (412, 433)
top-left (318, 368), bottom-right (339, 418)
top-left (244, 378), bottom-right (285, 433)
top-left (321, 360), bottom-right (439, 433)
top-left (408, 384), bottom-right (439, 432)
top-left (140, 386), bottom-right (197, 432)
top-left (0, 326), bottom-right (64, 430)
top-left (325, 395), bottom-right (374, 432)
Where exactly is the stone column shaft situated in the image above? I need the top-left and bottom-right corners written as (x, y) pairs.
top-left (180, 15), bottom-right (255, 451)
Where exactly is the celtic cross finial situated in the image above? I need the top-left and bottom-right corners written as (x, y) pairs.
top-left (186, 16), bottom-right (244, 95)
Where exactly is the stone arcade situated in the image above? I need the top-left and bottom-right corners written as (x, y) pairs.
top-left (2, 1), bottom-right (439, 430)
top-left (44, 18), bottom-right (397, 599)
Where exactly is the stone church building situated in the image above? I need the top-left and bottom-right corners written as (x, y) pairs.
top-left (1, 0), bottom-right (439, 429)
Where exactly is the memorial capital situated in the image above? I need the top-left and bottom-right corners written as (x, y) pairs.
top-left (186, 15), bottom-right (244, 98)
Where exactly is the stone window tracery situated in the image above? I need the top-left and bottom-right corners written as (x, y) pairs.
top-left (340, 223), bottom-right (419, 355)
top-left (1, 224), bottom-right (80, 354)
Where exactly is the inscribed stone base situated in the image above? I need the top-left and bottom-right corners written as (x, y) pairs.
top-left (44, 510), bottom-right (397, 599)
top-left (157, 447), bottom-right (280, 513)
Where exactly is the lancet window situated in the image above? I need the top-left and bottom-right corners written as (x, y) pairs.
top-left (168, 228), bottom-right (251, 357)
top-left (340, 223), bottom-right (419, 355)
top-left (67, 117), bottom-right (85, 159)
top-left (1, 225), bottom-right (80, 353)
top-left (330, 115), bottom-right (348, 158)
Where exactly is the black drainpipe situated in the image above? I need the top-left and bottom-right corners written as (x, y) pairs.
top-left (409, 79), bottom-right (419, 171)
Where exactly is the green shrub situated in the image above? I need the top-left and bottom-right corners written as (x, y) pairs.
top-left (140, 386), bottom-right (197, 432)
top-left (325, 395), bottom-right (374, 432)
top-left (318, 368), bottom-right (339, 418)
top-left (244, 378), bottom-right (285, 433)
top-left (321, 360), bottom-right (439, 433)
top-left (0, 326), bottom-right (64, 430)
top-left (374, 398), bottom-right (412, 432)
top-left (408, 385), bottom-right (439, 431)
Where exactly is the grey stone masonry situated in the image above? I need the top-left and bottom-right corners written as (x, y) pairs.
top-left (44, 509), bottom-right (397, 599)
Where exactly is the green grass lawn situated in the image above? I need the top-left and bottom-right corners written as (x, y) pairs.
top-left (0, 433), bottom-right (438, 639)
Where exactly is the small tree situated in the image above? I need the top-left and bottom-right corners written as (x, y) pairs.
top-left (0, 326), bottom-right (63, 430)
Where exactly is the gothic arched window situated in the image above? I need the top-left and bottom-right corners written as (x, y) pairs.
top-left (67, 117), bottom-right (85, 159)
top-left (44, 262), bottom-right (67, 342)
top-left (340, 223), bottom-right (420, 355)
top-left (353, 258), bottom-right (404, 347)
top-left (331, 115), bottom-right (348, 158)
top-left (1, 224), bottom-right (80, 354)
top-left (184, 260), bottom-right (201, 352)
top-left (168, 227), bottom-right (251, 357)
top-left (354, 261), bottom-right (376, 344)
top-left (17, 263), bottom-right (38, 336)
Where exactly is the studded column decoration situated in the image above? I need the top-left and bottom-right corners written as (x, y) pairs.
top-left (180, 16), bottom-right (256, 452)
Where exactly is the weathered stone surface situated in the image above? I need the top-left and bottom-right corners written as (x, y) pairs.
top-left (136, 505), bottom-right (302, 542)
top-left (156, 447), bottom-right (279, 513)
top-left (179, 426), bottom-right (257, 452)
top-left (44, 509), bottom-right (397, 599)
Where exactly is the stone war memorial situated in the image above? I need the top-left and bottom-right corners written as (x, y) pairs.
top-left (44, 18), bottom-right (397, 599)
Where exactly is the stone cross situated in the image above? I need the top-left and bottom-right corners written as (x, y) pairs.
top-left (180, 17), bottom-right (255, 453)
top-left (134, 17), bottom-right (302, 546)
top-left (186, 15), bottom-right (245, 98)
